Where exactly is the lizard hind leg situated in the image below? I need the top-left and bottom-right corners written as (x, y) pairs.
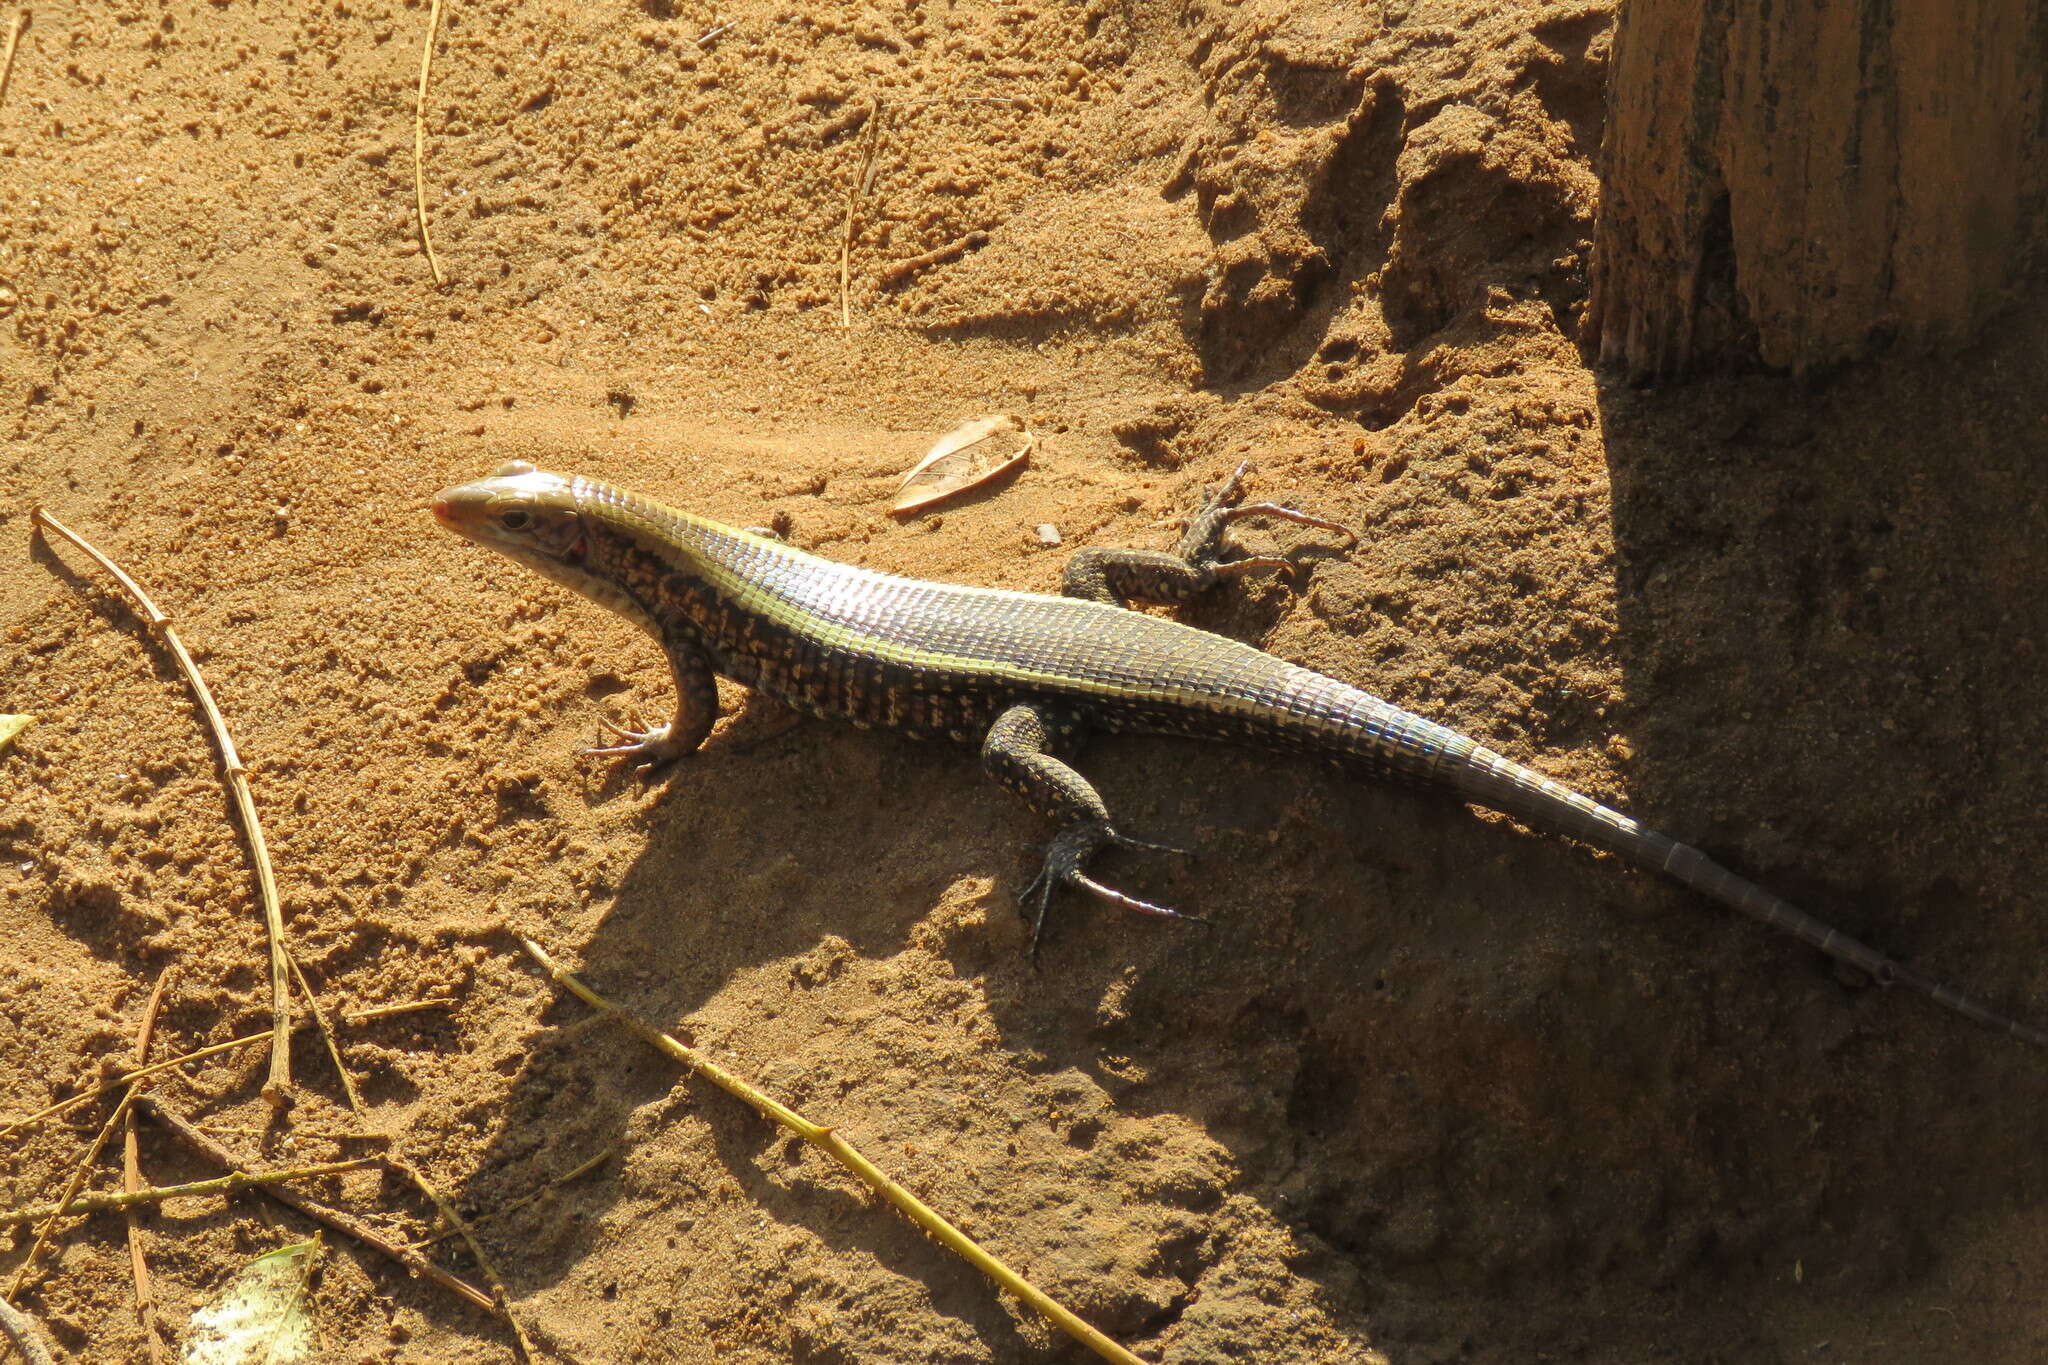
top-left (1059, 460), bottom-right (1356, 608)
top-left (980, 702), bottom-right (1198, 954)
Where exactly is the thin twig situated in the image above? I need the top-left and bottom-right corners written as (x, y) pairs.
top-left (413, 0), bottom-right (447, 284)
top-left (123, 968), bottom-right (174, 1365)
top-left (0, 11), bottom-right (27, 111)
top-left (876, 230), bottom-right (990, 291)
top-left (134, 1097), bottom-right (498, 1319)
top-left (298, 986), bottom-right (538, 1365)
top-left (837, 98), bottom-right (885, 329)
top-left (520, 938), bottom-right (1146, 1365)
top-left (285, 953), bottom-right (363, 1116)
top-left (31, 508), bottom-right (294, 1107)
top-left (198, 1126), bottom-right (393, 1144)
top-left (392, 1157), bottom-right (537, 1364)
top-left (8, 1088), bottom-right (139, 1296)
top-left (343, 999), bottom-right (457, 1025)
top-left (0, 1160), bottom-right (380, 1228)
top-left (0, 1298), bottom-right (57, 1365)
top-left (410, 1146), bottom-right (612, 1251)
top-left (2, 994), bottom-right (455, 1142)
top-left (1, 1026), bottom-right (281, 1141)
top-left (278, 969), bottom-right (533, 1362)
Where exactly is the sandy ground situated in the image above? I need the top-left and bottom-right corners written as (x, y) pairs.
top-left (4, 1), bottom-right (2048, 1361)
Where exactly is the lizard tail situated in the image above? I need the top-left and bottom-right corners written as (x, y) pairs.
top-left (1445, 740), bottom-right (2048, 1048)
top-left (1652, 837), bottom-right (2048, 1049)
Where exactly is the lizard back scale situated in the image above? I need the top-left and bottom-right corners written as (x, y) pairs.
top-left (431, 459), bottom-right (2048, 1048)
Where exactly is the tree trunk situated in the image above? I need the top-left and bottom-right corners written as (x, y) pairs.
top-left (1589, 0), bottom-right (2047, 380)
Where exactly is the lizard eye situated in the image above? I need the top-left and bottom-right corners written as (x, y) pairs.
top-left (500, 508), bottom-right (532, 531)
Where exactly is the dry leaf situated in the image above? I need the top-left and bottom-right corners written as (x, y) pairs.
top-left (0, 715), bottom-right (32, 755)
top-left (892, 414), bottom-right (1035, 514)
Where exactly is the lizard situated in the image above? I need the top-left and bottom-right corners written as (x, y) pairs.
top-left (431, 458), bottom-right (2048, 1048)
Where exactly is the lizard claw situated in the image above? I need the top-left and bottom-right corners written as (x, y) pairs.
top-left (592, 709), bottom-right (649, 744)
top-left (1019, 820), bottom-right (1204, 956)
top-left (1201, 461), bottom-right (1356, 545)
top-left (1108, 830), bottom-right (1193, 857)
top-left (584, 709), bottom-right (687, 772)
top-left (1217, 501), bottom-right (1357, 547)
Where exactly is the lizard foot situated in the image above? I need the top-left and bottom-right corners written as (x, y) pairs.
top-left (585, 710), bottom-right (690, 772)
top-left (1018, 819), bottom-right (1203, 956)
top-left (1204, 462), bottom-right (1356, 543)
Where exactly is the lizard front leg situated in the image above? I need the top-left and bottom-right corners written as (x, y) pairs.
top-left (588, 626), bottom-right (721, 769)
top-left (1060, 460), bottom-right (1355, 607)
top-left (980, 701), bottom-right (1195, 953)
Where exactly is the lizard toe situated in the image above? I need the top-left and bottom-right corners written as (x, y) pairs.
top-left (1107, 829), bottom-right (1193, 858)
top-left (1017, 820), bottom-right (1204, 955)
top-left (584, 715), bottom-right (690, 773)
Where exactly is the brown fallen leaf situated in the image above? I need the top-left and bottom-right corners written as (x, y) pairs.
top-left (892, 414), bottom-right (1035, 514)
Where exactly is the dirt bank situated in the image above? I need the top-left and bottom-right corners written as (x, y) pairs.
top-left (4, 2), bottom-right (2046, 1362)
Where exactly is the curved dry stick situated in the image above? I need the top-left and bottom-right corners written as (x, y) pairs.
top-left (31, 507), bottom-right (295, 1106)
top-left (413, 0), bottom-right (447, 284)
top-left (520, 938), bottom-right (1147, 1365)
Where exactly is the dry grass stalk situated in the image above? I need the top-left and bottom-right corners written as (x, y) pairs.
top-left (343, 999), bottom-right (457, 1025)
top-left (413, 0), bottom-right (448, 284)
top-left (30, 508), bottom-right (298, 1107)
top-left (289, 974), bottom-right (535, 1362)
top-left (0, 1160), bottom-right (380, 1228)
top-left (520, 937), bottom-right (1148, 1365)
top-left (410, 1147), bottom-right (613, 1252)
top-left (123, 967), bottom-right (175, 1365)
top-left (7, 1088), bottom-right (141, 1297)
top-left (0, 10), bottom-right (27, 110)
top-left (0, 1027), bottom-right (281, 1142)
top-left (193, 1126), bottom-right (393, 1144)
top-left (837, 98), bottom-right (886, 328)
top-left (876, 229), bottom-right (989, 291)
top-left (391, 1156), bottom-right (538, 1364)
top-left (286, 954), bottom-right (365, 1116)
top-left (135, 1097), bottom-right (499, 1319)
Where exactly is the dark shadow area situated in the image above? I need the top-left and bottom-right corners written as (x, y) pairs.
top-left (1567, 293), bottom-right (2048, 1349)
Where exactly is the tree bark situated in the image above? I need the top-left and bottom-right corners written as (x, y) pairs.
top-left (1589, 0), bottom-right (2047, 380)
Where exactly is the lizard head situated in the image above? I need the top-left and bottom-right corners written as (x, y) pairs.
top-left (432, 461), bottom-right (594, 588)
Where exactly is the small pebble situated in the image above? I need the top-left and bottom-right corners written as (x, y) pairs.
top-left (1035, 524), bottom-right (1062, 547)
